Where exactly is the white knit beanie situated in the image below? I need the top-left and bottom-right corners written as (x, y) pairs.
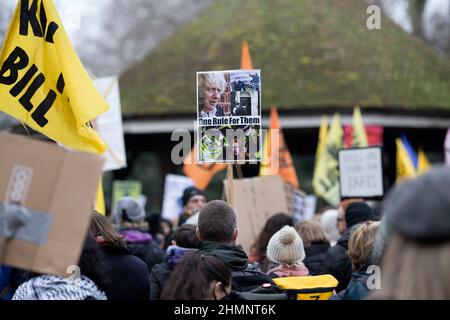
top-left (267, 225), bottom-right (305, 265)
top-left (115, 197), bottom-right (145, 223)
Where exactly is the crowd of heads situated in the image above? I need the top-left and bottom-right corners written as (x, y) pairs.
top-left (2, 167), bottom-right (450, 300)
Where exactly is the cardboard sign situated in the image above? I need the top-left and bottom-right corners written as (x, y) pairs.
top-left (94, 76), bottom-right (127, 171)
top-left (0, 133), bottom-right (104, 276)
top-left (161, 174), bottom-right (194, 221)
top-left (224, 175), bottom-right (289, 254)
top-left (338, 146), bottom-right (384, 199)
top-left (197, 70), bottom-right (262, 164)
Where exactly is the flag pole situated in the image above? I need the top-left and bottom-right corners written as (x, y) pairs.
top-left (227, 164), bottom-right (233, 206)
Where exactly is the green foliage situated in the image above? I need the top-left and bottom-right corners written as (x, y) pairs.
top-left (120, 0), bottom-right (450, 116)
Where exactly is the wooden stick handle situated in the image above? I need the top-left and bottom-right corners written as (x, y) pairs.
top-left (227, 164), bottom-right (233, 206)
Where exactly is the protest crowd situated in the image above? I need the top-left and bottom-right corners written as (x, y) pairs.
top-left (1, 0), bottom-right (450, 303)
top-left (2, 169), bottom-right (450, 300)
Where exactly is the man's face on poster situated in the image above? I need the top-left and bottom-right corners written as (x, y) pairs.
top-left (202, 85), bottom-right (222, 110)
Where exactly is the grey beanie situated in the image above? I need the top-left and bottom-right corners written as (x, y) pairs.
top-left (383, 166), bottom-right (450, 242)
top-left (116, 197), bottom-right (145, 223)
top-left (267, 225), bottom-right (305, 265)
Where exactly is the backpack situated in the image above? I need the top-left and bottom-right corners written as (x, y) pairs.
top-left (273, 274), bottom-right (338, 300)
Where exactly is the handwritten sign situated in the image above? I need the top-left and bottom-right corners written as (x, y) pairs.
top-left (338, 147), bottom-right (383, 199)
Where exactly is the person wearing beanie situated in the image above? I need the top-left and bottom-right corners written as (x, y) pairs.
top-left (178, 186), bottom-right (206, 226)
top-left (325, 200), bottom-right (376, 292)
top-left (371, 167), bottom-right (450, 299)
top-left (114, 197), bottom-right (164, 272)
top-left (113, 197), bottom-right (146, 226)
top-left (266, 226), bottom-right (309, 278)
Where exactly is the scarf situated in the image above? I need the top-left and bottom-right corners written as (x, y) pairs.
top-left (12, 275), bottom-right (107, 300)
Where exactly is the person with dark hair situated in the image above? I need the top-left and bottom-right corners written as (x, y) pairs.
top-left (161, 251), bottom-right (231, 300)
top-left (150, 224), bottom-right (200, 300)
top-left (325, 200), bottom-right (376, 292)
top-left (13, 237), bottom-right (108, 300)
top-left (249, 213), bottom-right (293, 270)
top-left (178, 186), bottom-right (206, 226)
top-left (295, 220), bottom-right (331, 276)
top-left (197, 200), bottom-right (279, 293)
top-left (113, 197), bottom-right (164, 272)
top-left (89, 211), bottom-right (150, 300)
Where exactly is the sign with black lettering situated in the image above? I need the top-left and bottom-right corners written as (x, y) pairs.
top-left (196, 69), bottom-right (262, 163)
top-left (338, 146), bottom-right (384, 199)
top-left (0, 0), bottom-right (108, 154)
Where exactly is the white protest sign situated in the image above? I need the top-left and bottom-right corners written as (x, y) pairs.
top-left (161, 174), bottom-right (195, 221)
top-left (94, 76), bottom-right (127, 171)
top-left (338, 147), bottom-right (383, 199)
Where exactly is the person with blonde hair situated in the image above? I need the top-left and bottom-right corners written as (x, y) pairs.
top-left (198, 72), bottom-right (227, 117)
top-left (331, 221), bottom-right (380, 300)
top-left (295, 220), bottom-right (331, 276)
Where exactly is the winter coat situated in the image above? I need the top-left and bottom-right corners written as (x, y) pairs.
top-left (100, 244), bottom-right (150, 300)
top-left (199, 241), bottom-right (280, 293)
top-left (330, 271), bottom-right (370, 300)
top-left (119, 229), bottom-right (164, 272)
top-left (304, 242), bottom-right (331, 276)
top-left (149, 245), bottom-right (197, 300)
top-left (325, 228), bottom-right (353, 292)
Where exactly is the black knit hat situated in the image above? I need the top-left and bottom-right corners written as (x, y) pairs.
top-left (182, 186), bottom-right (205, 206)
top-left (383, 166), bottom-right (450, 242)
top-left (345, 202), bottom-right (376, 228)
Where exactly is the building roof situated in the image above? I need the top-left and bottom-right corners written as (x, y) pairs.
top-left (119, 0), bottom-right (450, 117)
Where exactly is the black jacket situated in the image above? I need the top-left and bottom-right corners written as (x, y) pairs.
top-left (100, 245), bottom-right (150, 300)
top-left (119, 229), bottom-right (165, 272)
top-left (149, 246), bottom-right (194, 300)
top-left (199, 241), bottom-right (280, 293)
top-left (325, 229), bottom-right (353, 292)
top-left (303, 242), bottom-right (331, 276)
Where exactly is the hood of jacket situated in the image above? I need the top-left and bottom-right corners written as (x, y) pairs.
top-left (165, 245), bottom-right (197, 269)
top-left (199, 241), bottom-right (249, 271)
top-left (120, 229), bottom-right (152, 244)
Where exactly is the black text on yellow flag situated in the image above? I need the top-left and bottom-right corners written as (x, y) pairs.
top-left (0, 0), bottom-right (109, 154)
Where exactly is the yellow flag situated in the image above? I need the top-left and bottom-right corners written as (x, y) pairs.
top-left (94, 177), bottom-right (105, 215)
top-left (417, 148), bottom-right (431, 174)
top-left (396, 138), bottom-right (416, 181)
top-left (315, 116), bottom-right (328, 164)
top-left (313, 113), bottom-right (343, 206)
top-left (0, 0), bottom-right (108, 154)
top-left (352, 106), bottom-right (368, 147)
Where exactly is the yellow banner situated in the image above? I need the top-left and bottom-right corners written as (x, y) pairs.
top-left (417, 148), bottom-right (431, 174)
top-left (352, 106), bottom-right (368, 147)
top-left (396, 138), bottom-right (416, 181)
top-left (313, 113), bottom-right (343, 206)
top-left (0, 0), bottom-right (108, 154)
